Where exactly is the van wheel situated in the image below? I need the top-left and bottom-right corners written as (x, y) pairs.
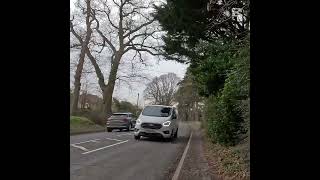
top-left (168, 130), bottom-right (174, 141)
top-left (134, 135), bottom-right (140, 140)
top-left (107, 128), bottom-right (112, 132)
top-left (174, 128), bottom-right (178, 138)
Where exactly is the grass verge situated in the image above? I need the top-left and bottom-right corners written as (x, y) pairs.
top-left (202, 125), bottom-right (250, 180)
top-left (70, 116), bottom-right (105, 135)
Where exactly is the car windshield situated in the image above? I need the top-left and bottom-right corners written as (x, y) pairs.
top-left (142, 106), bottom-right (172, 117)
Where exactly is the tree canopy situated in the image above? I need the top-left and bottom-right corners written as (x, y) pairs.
top-left (155, 0), bottom-right (250, 145)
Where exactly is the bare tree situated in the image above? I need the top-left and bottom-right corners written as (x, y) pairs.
top-left (144, 73), bottom-right (180, 105)
top-left (79, 70), bottom-right (94, 109)
top-left (174, 72), bottom-right (204, 122)
top-left (70, 0), bottom-right (94, 115)
top-left (83, 0), bottom-right (166, 117)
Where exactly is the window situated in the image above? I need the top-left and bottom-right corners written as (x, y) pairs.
top-left (142, 106), bottom-right (172, 117)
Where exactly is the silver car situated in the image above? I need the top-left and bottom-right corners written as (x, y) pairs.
top-left (106, 113), bottom-right (134, 132)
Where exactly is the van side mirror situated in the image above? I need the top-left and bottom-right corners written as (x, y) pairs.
top-left (172, 114), bottom-right (177, 119)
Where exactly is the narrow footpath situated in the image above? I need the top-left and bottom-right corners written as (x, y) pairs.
top-left (177, 122), bottom-right (220, 180)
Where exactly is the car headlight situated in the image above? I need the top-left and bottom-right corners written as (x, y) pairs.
top-left (162, 121), bottom-right (171, 126)
top-left (136, 119), bottom-right (141, 124)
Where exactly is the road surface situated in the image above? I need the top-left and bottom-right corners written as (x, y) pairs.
top-left (70, 122), bottom-right (191, 180)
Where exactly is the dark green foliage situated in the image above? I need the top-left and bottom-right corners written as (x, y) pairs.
top-left (154, 0), bottom-right (250, 60)
top-left (190, 41), bottom-right (237, 97)
top-left (112, 98), bottom-right (141, 118)
top-left (205, 42), bottom-right (249, 145)
top-left (206, 93), bottom-right (245, 146)
top-left (73, 109), bottom-right (105, 125)
top-left (154, 0), bottom-right (250, 146)
top-left (154, 0), bottom-right (210, 47)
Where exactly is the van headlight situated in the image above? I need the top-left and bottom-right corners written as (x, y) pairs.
top-left (136, 119), bottom-right (141, 124)
top-left (162, 121), bottom-right (171, 127)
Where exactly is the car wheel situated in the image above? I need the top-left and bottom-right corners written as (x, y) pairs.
top-left (134, 135), bottom-right (140, 140)
top-left (107, 128), bottom-right (112, 132)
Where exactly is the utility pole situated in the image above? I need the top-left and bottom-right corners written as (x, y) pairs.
top-left (135, 93), bottom-right (140, 117)
top-left (137, 93), bottom-right (139, 107)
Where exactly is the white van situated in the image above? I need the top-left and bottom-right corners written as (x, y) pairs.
top-left (134, 105), bottom-right (178, 140)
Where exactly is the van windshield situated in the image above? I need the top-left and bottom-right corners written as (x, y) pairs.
top-left (142, 106), bottom-right (172, 117)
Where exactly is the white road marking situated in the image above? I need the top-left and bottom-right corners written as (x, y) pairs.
top-left (72, 138), bottom-right (100, 145)
top-left (71, 144), bottom-right (89, 152)
top-left (105, 137), bottom-right (123, 142)
top-left (172, 132), bottom-right (193, 180)
top-left (82, 140), bottom-right (129, 155)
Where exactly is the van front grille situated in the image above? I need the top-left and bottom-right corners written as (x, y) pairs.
top-left (141, 123), bottom-right (162, 129)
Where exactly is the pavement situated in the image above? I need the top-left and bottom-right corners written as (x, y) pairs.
top-left (70, 122), bottom-right (191, 180)
top-left (177, 123), bottom-right (219, 180)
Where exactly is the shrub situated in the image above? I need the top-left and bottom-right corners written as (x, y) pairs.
top-left (70, 116), bottom-right (94, 126)
top-left (204, 40), bottom-right (249, 146)
top-left (73, 110), bottom-right (105, 125)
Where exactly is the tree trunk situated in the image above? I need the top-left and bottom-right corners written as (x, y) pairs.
top-left (71, 48), bottom-right (86, 115)
top-left (101, 53), bottom-right (121, 118)
top-left (81, 91), bottom-right (87, 109)
top-left (194, 101), bottom-right (198, 121)
top-left (70, 0), bottom-right (92, 115)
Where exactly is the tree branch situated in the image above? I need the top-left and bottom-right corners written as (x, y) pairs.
top-left (92, 6), bottom-right (119, 29)
top-left (124, 29), bottom-right (158, 47)
top-left (70, 20), bottom-right (83, 44)
top-left (111, 0), bottom-right (121, 7)
top-left (70, 43), bottom-right (82, 49)
top-left (123, 18), bottom-right (155, 38)
top-left (92, 9), bottom-right (117, 53)
top-left (85, 47), bottom-right (107, 90)
top-left (125, 45), bottom-right (161, 56)
top-left (122, 4), bottom-right (150, 17)
top-left (90, 39), bottom-right (106, 53)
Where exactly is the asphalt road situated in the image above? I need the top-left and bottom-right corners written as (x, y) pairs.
top-left (70, 122), bottom-right (191, 180)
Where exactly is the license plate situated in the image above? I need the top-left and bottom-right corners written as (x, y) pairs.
top-left (145, 129), bottom-right (155, 133)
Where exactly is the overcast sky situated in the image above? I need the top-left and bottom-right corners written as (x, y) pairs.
top-left (70, 0), bottom-right (189, 106)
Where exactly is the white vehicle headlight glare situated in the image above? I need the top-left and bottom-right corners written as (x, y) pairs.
top-left (162, 121), bottom-right (171, 126)
top-left (136, 119), bottom-right (141, 124)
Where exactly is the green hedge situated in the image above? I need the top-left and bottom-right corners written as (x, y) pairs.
top-left (204, 40), bottom-right (249, 146)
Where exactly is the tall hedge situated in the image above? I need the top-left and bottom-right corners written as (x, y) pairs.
top-left (203, 40), bottom-right (249, 146)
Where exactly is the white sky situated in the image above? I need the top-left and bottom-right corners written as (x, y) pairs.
top-left (70, 0), bottom-right (189, 105)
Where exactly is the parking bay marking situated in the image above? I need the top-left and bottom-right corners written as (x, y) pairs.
top-left (105, 137), bottom-right (123, 142)
top-left (82, 140), bottom-right (129, 155)
top-left (70, 138), bottom-right (102, 151)
top-left (71, 144), bottom-right (89, 152)
top-left (72, 138), bottom-right (101, 145)
top-left (71, 137), bottom-right (128, 153)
